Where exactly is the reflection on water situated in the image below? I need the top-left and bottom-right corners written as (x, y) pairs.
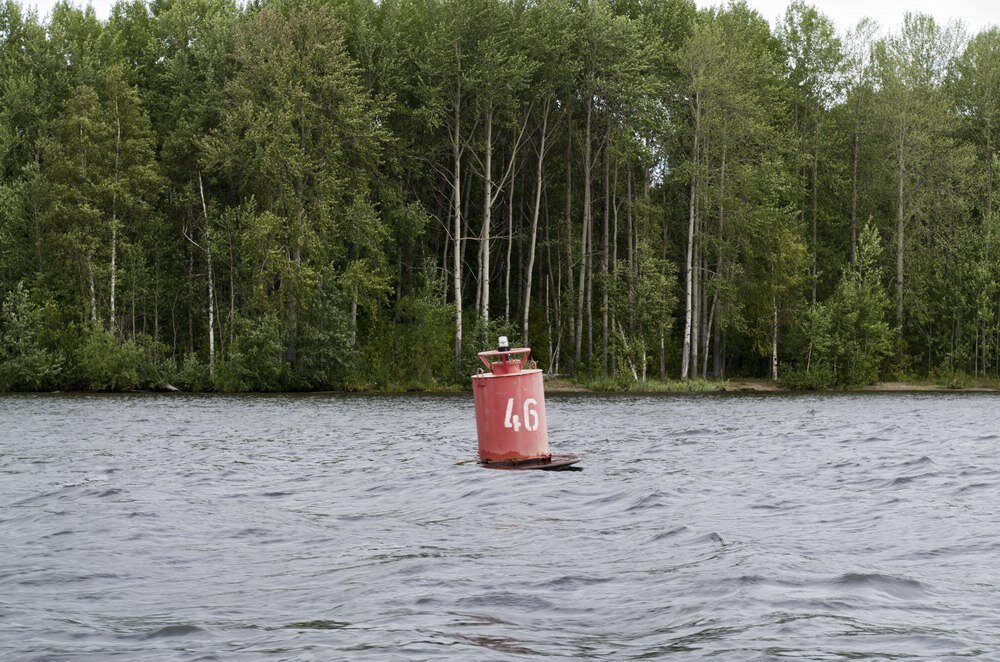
top-left (1, 392), bottom-right (998, 659)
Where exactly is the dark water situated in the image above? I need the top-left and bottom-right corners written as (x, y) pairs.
top-left (2, 392), bottom-right (1000, 660)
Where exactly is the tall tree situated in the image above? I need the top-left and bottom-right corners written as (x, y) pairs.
top-left (874, 13), bottom-right (965, 360)
top-left (205, 0), bottom-right (385, 386)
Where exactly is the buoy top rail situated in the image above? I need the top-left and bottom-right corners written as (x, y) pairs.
top-left (477, 348), bottom-right (532, 375)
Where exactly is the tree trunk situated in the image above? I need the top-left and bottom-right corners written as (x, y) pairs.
top-left (601, 132), bottom-right (610, 375)
top-left (349, 291), bottom-right (358, 348)
top-left (850, 96), bottom-right (861, 268)
top-left (187, 244), bottom-right (194, 354)
top-left (110, 99), bottom-right (121, 333)
top-left (713, 328), bottom-right (724, 378)
top-left (692, 219), bottom-right (701, 378)
top-left (479, 108), bottom-right (493, 323)
top-left (811, 140), bottom-right (818, 306)
top-left (546, 211), bottom-right (562, 374)
top-left (545, 275), bottom-right (552, 371)
top-left (896, 127), bottom-right (906, 335)
top-left (87, 250), bottom-right (97, 324)
top-left (575, 96), bottom-right (593, 369)
top-left (617, 320), bottom-right (638, 381)
top-left (504, 150), bottom-right (515, 323)
top-left (587, 204), bottom-right (594, 363)
top-left (659, 332), bottom-right (665, 380)
top-left (611, 157), bottom-right (619, 377)
top-left (682, 93), bottom-right (700, 380)
top-left (523, 103), bottom-right (549, 345)
top-left (702, 293), bottom-right (716, 379)
top-left (682, 178), bottom-right (696, 380)
top-left (771, 300), bottom-right (779, 380)
top-left (452, 95), bottom-right (464, 375)
top-left (154, 256), bottom-right (160, 344)
top-left (564, 112), bottom-right (574, 366)
top-left (229, 244), bottom-right (235, 348)
top-left (626, 168), bottom-right (635, 333)
top-left (199, 173), bottom-right (215, 380)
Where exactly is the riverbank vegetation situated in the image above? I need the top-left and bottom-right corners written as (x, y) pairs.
top-left (2, 0), bottom-right (999, 392)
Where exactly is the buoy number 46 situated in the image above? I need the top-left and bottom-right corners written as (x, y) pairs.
top-left (504, 397), bottom-right (539, 432)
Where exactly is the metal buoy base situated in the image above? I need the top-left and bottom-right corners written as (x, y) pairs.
top-left (480, 453), bottom-right (581, 471)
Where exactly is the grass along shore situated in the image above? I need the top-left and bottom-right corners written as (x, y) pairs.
top-left (545, 375), bottom-right (1000, 394)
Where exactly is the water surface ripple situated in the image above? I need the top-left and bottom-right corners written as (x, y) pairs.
top-left (1, 392), bottom-right (999, 659)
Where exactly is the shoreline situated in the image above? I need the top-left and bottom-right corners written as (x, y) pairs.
top-left (4, 378), bottom-right (1000, 396)
top-left (543, 378), bottom-right (1000, 394)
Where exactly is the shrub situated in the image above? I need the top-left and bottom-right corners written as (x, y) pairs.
top-left (795, 223), bottom-right (893, 388)
top-left (217, 313), bottom-right (287, 391)
top-left (73, 324), bottom-right (145, 390)
top-left (0, 284), bottom-right (65, 390)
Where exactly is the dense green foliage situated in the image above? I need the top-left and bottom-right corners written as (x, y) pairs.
top-left (0, 0), bottom-right (997, 391)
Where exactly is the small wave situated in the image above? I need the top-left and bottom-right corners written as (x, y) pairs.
top-left (677, 427), bottom-right (716, 436)
top-left (693, 532), bottom-right (724, 545)
top-left (448, 612), bottom-right (515, 627)
top-left (730, 574), bottom-right (803, 588)
top-left (955, 482), bottom-right (993, 493)
top-left (584, 489), bottom-right (631, 507)
top-left (899, 456), bottom-right (933, 467)
top-left (145, 624), bottom-right (209, 639)
top-left (454, 633), bottom-right (541, 656)
top-left (625, 491), bottom-right (668, 512)
top-left (41, 529), bottom-right (74, 538)
top-left (883, 472), bottom-right (938, 487)
top-left (232, 527), bottom-right (271, 538)
top-left (650, 525), bottom-right (691, 541)
top-left (535, 573), bottom-right (613, 589)
top-left (19, 572), bottom-right (120, 586)
top-left (831, 572), bottom-right (928, 598)
top-left (749, 501), bottom-right (798, 511)
top-left (457, 592), bottom-right (554, 610)
top-left (284, 620), bottom-right (349, 630)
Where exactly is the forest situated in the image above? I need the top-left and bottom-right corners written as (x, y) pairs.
top-left (1, 0), bottom-right (998, 391)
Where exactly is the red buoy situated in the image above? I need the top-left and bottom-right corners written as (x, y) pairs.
top-left (472, 337), bottom-right (579, 470)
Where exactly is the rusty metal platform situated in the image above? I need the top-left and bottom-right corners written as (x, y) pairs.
top-left (479, 453), bottom-right (581, 471)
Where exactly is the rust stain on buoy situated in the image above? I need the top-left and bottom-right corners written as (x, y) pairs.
top-left (471, 337), bottom-right (580, 470)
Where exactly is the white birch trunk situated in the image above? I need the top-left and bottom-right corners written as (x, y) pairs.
top-left (88, 250), bottom-right (97, 324)
top-left (199, 173), bottom-right (215, 379)
top-left (110, 99), bottom-right (121, 331)
top-left (681, 94), bottom-right (700, 380)
top-left (771, 301), bottom-right (779, 380)
top-left (480, 110), bottom-right (493, 323)
top-left (452, 95), bottom-right (464, 374)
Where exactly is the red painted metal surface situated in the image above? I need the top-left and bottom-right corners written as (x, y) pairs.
top-left (472, 348), bottom-right (550, 464)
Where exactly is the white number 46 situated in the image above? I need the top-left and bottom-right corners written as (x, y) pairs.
top-left (504, 397), bottom-right (539, 432)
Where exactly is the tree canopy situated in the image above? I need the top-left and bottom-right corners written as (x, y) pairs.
top-left (0, 0), bottom-right (996, 390)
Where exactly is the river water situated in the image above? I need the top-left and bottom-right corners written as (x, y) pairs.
top-left (1, 392), bottom-right (999, 659)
